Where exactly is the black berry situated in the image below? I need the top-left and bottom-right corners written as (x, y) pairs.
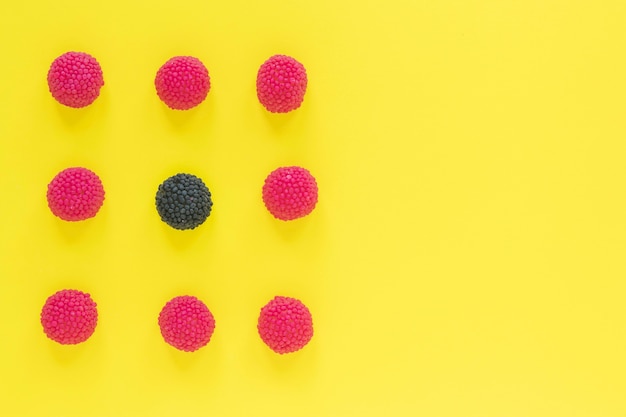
top-left (155, 173), bottom-right (213, 230)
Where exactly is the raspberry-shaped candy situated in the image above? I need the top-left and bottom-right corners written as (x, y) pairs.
top-left (40, 289), bottom-right (98, 345)
top-left (155, 173), bottom-right (213, 230)
top-left (47, 167), bottom-right (105, 221)
top-left (262, 166), bottom-right (318, 221)
top-left (47, 51), bottom-right (104, 108)
top-left (155, 56), bottom-right (211, 110)
top-left (257, 296), bottom-right (313, 354)
top-left (256, 54), bottom-right (308, 113)
top-left (158, 296), bottom-right (216, 352)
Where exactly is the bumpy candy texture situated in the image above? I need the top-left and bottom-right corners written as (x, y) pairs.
top-left (47, 51), bottom-right (104, 108)
top-left (262, 166), bottom-right (318, 221)
top-left (155, 56), bottom-right (211, 110)
top-left (258, 296), bottom-right (313, 354)
top-left (40, 289), bottom-right (98, 345)
top-left (155, 173), bottom-right (213, 230)
top-left (158, 296), bottom-right (216, 352)
top-left (256, 54), bottom-right (308, 113)
top-left (47, 167), bottom-right (105, 221)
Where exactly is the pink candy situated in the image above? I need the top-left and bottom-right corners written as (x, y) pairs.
top-left (257, 296), bottom-right (313, 354)
top-left (262, 166), bottom-right (318, 221)
top-left (47, 51), bottom-right (104, 108)
top-left (155, 56), bottom-right (211, 110)
top-left (46, 167), bottom-right (105, 221)
top-left (158, 296), bottom-right (216, 352)
top-left (256, 54), bottom-right (308, 113)
top-left (40, 289), bottom-right (98, 345)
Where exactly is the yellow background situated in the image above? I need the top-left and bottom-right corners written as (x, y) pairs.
top-left (1, 0), bottom-right (625, 416)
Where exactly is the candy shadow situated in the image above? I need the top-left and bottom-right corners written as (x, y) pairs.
top-left (159, 94), bottom-right (216, 139)
top-left (53, 90), bottom-right (109, 131)
top-left (161, 224), bottom-right (203, 251)
top-left (166, 339), bottom-right (222, 376)
top-left (53, 217), bottom-right (99, 245)
top-left (160, 214), bottom-right (218, 251)
top-left (259, 89), bottom-right (311, 136)
top-left (156, 101), bottom-right (217, 153)
top-left (161, 103), bottom-right (200, 128)
top-left (262, 108), bottom-right (300, 133)
top-left (260, 340), bottom-right (319, 388)
top-left (167, 346), bottom-right (202, 370)
top-left (269, 213), bottom-right (316, 243)
top-left (47, 340), bottom-right (92, 365)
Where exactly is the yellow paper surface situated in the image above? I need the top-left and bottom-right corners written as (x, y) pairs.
top-left (0, 1), bottom-right (625, 416)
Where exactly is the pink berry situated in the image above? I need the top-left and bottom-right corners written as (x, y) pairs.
top-left (257, 296), bottom-right (313, 354)
top-left (256, 54), bottom-right (308, 113)
top-left (46, 167), bottom-right (105, 221)
top-left (155, 56), bottom-right (211, 110)
top-left (47, 51), bottom-right (104, 108)
top-left (40, 289), bottom-right (98, 345)
top-left (262, 166), bottom-right (318, 221)
top-left (158, 296), bottom-right (216, 352)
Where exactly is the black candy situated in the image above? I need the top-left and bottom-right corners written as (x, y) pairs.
top-left (155, 173), bottom-right (213, 230)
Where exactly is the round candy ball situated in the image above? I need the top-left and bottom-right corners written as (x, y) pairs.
top-left (155, 56), bottom-right (211, 110)
top-left (256, 54), bottom-right (308, 113)
top-left (47, 51), bottom-right (104, 108)
top-left (158, 296), bottom-right (216, 352)
top-left (262, 166), bottom-right (318, 221)
top-left (47, 167), bottom-right (105, 221)
top-left (40, 289), bottom-right (98, 345)
top-left (257, 296), bottom-right (313, 354)
top-left (155, 173), bottom-right (213, 230)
